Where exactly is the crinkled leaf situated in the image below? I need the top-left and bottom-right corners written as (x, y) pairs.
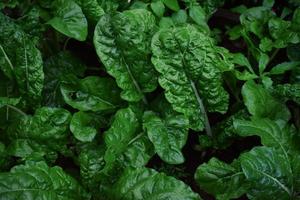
top-left (78, 144), bottom-right (106, 188)
top-left (0, 161), bottom-right (90, 200)
top-left (113, 167), bottom-right (201, 200)
top-left (0, 13), bottom-right (44, 108)
top-left (151, 25), bottom-right (230, 131)
top-left (143, 111), bottom-right (188, 164)
top-left (272, 83), bottom-right (300, 105)
top-left (47, 0), bottom-right (88, 41)
top-left (94, 9), bottom-right (158, 102)
top-left (75, 0), bottom-right (104, 25)
top-left (61, 76), bottom-right (123, 112)
top-left (195, 158), bottom-right (249, 200)
top-left (6, 107), bottom-right (71, 161)
top-left (103, 108), bottom-right (153, 172)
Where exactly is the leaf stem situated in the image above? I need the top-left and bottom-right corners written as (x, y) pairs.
top-left (0, 44), bottom-right (14, 71)
top-left (267, 48), bottom-right (280, 67)
top-left (6, 105), bottom-right (27, 117)
top-left (127, 132), bottom-right (144, 146)
top-left (190, 81), bottom-right (213, 137)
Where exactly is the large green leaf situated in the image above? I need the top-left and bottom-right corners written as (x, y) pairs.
top-left (143, 111), bottom-right (188, 164)
top-left (6, 107), bottom-right (71, 160)
top-left (47, 0), bottom-right (88, 41)
top-left (0, 13), bottom-right (44, 108)
top-left (61, 76), bottom-right (123, 112)
top-left (0, 161), bottom-right (90, 200)
top-left (234, 118), bottom-right (300, 198)
top-left (234, 118), bottom-right (297, 153)
top-left (94, 9), bottom-right (158, 102)
top-left (103, 108), bottom-right (154, 172)
top-left (240, 147), bottom-right (294, 200)
top-left (113, 167), bottom-right (201, 200)
top-left (241, 81), bottom-right (291, 126)
top-left (195, 158), bottom-right (249, 200)
top-left (151, 25), bottom-right (230, 131)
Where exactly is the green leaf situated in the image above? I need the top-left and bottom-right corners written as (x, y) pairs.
top-left (94, 9), bottom-right (158, 102)
top-left (195, 158), bottom-right (249, 200)
top-left (61, 76), bottom-right (123, 112)
top-left (0, 97), bottom-right (20, 108)
top-left (172, 9), bottom-right (188, 24)
top-left (151, 1), bottom-right (165, 18)
top-left (78, 144), bottom-right (106, 188)
top-left (70, 111), bottom-right (102, 142)
top-left (268, 61), bottom-right (300, 75)
top-left (143, 111), bottom-right (188, 164)
top-left (6, 107), bottom-right (71, 160)
top-left (159, 17), bottom-right (175, 28)
top-left (0, 13), bottom-right (44, 108)
top-left (189, 6), bottom-right (207, 27)
top-left (287, 44), bottom-right (300, 61)
top-left (103, 108), bottom-right (153, 172)
top-left (272, 83), bottom-right (300, 105)
top-left (240, 147), bottom-right (293, 199)
top-left (263, 0), bottom-right (275, 8)
top-left (151, 25), bottom-right (230, 131)
top-left (47, 0), bottom-right (88, 41)
top-left (240, 7), bottom-right (275, 39)
top-left (75, 0), bottom-right (104, 25)
top-left (0, 161), bottom-right (90, 200)
top-left (233, 118), bottom-right (298, 153)
top-left (42, 51), bottom-right (86, 107)
top-left (241, 81), bottom-right (291, 126)
top-left (258, 53), bottom-right (269, 75)
top-left (162, 0), bottom-right (180, 11)
top-left (112, 167), bottom-right (201, 200)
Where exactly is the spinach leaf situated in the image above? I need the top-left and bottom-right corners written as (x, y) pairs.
top-left (151, 25), bottom-right (231, 133)
top-left (94, 9), bottom-right (158, 102)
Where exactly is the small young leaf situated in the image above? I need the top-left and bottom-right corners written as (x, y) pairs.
top-left (162, 0), bottom-right (180, 11)
top-left (151, 1), bottom-right (165, 18)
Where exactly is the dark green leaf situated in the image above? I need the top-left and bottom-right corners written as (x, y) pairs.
top-left (143, 111), bottom-right (188, 164)
top-left (0, 161), bottom-right (90, 200)
top-left (195, 158), bottom-right (249, 200)
top-left (42, 51), bottom-right (86, 107)
top-left (151, 25), bottom-right (231, 131)
top-left (61, 76), bottom-right (123, 111)
top-left (94, 9), bottom-right (158, 102)
top-left (240, 147), bottom-right (294, 199)
top-left (241, 81), bottom-right (291, 126)
top-left (162, 0), bottom-right (180, 11)
top-left (113, 167), bottom-right (201, 200)
top-left (70, 111), bottom-right (102, 142)
top-left (103, 108), bottom-right (153, 172)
